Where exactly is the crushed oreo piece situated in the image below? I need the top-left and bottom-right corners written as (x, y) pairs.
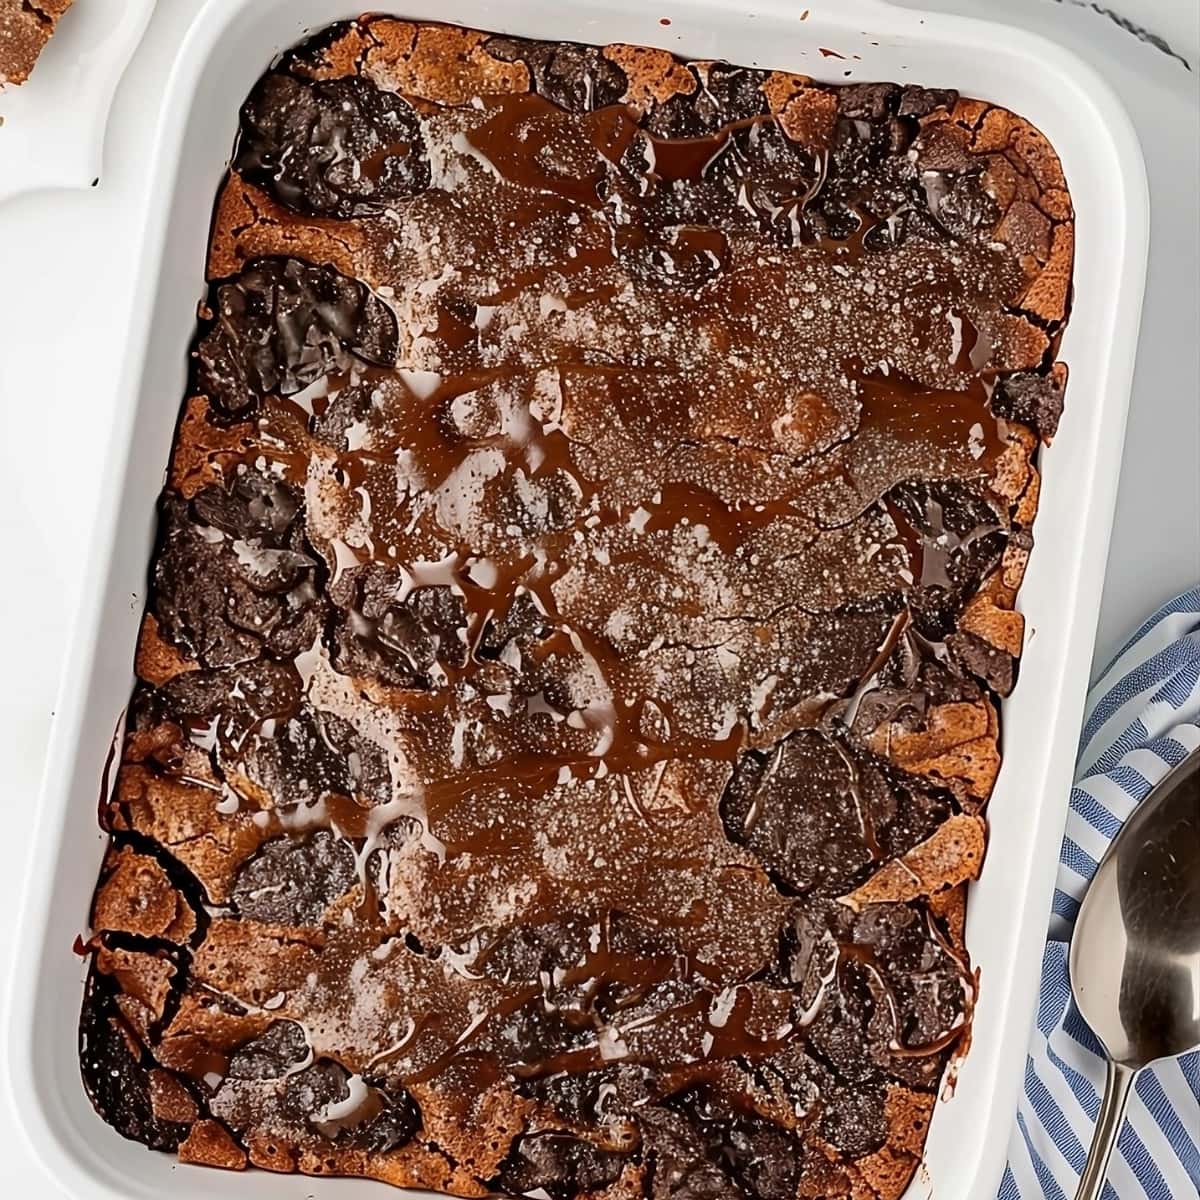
top-left (897, 86), bottom-right (958, 118)
top-left (643, 62), bottom-right (768, 139)
top-left (496, 1131), bottom-right (628, 1198)
top-left (949, 628), bottom-right (1016, 695)
top-left (487, 36), bottom-right (629, 113)
top-left (353, 1083), bottom-right (422, 1153)
top-left (232, 832), bottom-right (357, 925)
top-left (152, 478), bottom-right (324, 670)
top-left (194, 257), bottom-right (398, 419)
top-left (79, 969), bottom-right (192, 1152)
top-left (237, 73), bottom-right (430, 217)
top-left (226, 1020), bottom-right (310, 1080)
top-left (232, 705), bottom-right (393, 812)
top-left (719, 733), bottom-right (876, 897)
top-left (991, 368), bottom-right (1067, 441)
top-left (331, 566), bottom-right (469, 688)
top-left (159, 659), bottom-right (303, 752)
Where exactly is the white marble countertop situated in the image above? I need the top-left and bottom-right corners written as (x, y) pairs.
top-left (0, 0), bottom-right (1195, 1192)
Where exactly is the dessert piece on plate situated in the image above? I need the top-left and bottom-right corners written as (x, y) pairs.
top-left (0, 0), bottom-right (74, 86)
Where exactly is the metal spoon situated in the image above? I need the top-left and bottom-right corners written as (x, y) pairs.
top-left (1069, 744), bottom-right (1200, 1200)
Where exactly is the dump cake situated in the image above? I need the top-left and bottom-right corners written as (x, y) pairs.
top-left (79, 17), bottom-right (1073, 1199)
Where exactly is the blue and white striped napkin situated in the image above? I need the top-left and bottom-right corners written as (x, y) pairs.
top-left (1002, 588), bottom-right (1200, 1200)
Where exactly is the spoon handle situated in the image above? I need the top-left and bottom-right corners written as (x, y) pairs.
top-left (1076, 1060), bottom-right (1136, 1200)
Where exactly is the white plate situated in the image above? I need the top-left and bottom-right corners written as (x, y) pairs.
top-left (2, 1), bottom-right (1148, 1197)
top-left (0, 0), bottom-right (155, 204)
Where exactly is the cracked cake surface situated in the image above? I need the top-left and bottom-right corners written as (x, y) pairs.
top-left (78, 16), bottom-right (1074, 1200)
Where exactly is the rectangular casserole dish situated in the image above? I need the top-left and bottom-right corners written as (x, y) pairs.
top-left (4, 1), bottom-right (1148, 1198)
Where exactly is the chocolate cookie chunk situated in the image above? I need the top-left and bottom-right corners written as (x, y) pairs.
top-left (194, 257), bottom-right (398, 419)
top-left (79, 968), bottom-right (192, 1152)
top-left (817, 1073), bottom-right (889, 1159)
top-left (159, 659), bottom-right (303, 753)
top-left (497, 1132), bottom-right (629, 1199)
top-left (215, 1029), bottom-right (347, 1140)
top-left (888, 479), bottom-right (1008, 608)
top-left (477, 591), bottom-right (552, 659)
top-left (311, 381), bottom-right (377, 450)
top-left (191, 463), bottom-right (304, 542)
top-left (991, 366), bottom-right (1067, 441)
top-left (230, 705), bottom-right (393, 814)
top-left (487, 36), bottom-right (629, 113)
top-left (237, 72), bottom-right (430, 217)
top-left (791, 899), bottom-right (967, 1096)
top-left (720, 733), bottom-right (876, 897)
top-left (643, 62), bottom-right (768, 139)
top-left (331, 565), bottom-right (468, 688)
top-left (723, 735), bottom-right (953, 898)
top-left (232, 832), bottom-right (357, 926)
top-left (663, 1088), bottom-right (805, 1200)
top-left (352, 1085), bottom-right (423, 1153)
top-left (214, 1024), bottom-right (421, 1153)
top-left (948, 628), bottom-right (1016, 695)
top-left (225, 1019), bottom-right (310, 1080)
top-left (152, 471), bottom-right (324, 669)
top-left (852, 903), bottom-right (965, 1054)
top-left (639, 1106), bottom-right (742, 1200)
top-left (896, 86), bottom-right (958, 119)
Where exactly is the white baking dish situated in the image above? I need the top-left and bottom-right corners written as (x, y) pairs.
top-left (4, 0), bottom-right (1148, 1197)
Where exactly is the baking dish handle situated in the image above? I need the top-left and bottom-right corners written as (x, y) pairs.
top-left (801, 0), bottom-right (902, 18)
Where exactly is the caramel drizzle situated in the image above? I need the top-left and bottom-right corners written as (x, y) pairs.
top-left (156, 74), bottom-right (1022, 1095)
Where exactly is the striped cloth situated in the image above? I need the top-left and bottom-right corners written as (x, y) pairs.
top-left (1002, 587), bottom-right (1200, 1200)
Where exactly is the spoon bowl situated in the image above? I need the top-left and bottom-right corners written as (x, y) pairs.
top-left (1068, 745), bottom-right (1200, 1199)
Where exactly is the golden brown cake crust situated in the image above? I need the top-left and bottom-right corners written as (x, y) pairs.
top-left (78, 16), bottom-right (1074, 1199)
